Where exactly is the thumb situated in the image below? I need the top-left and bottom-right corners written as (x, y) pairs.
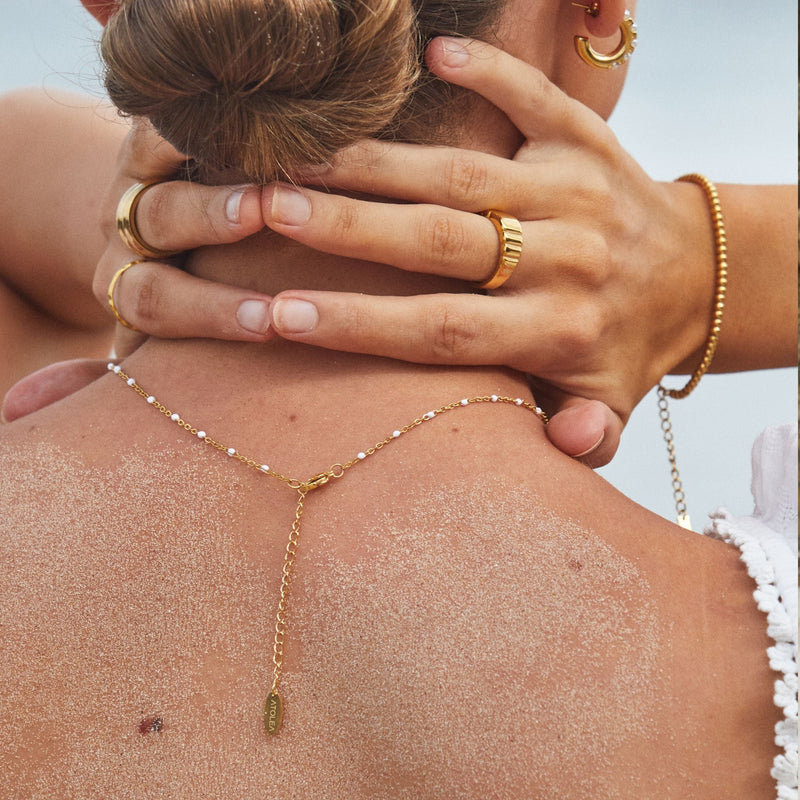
top-left (1, 358), bottom-right (110, 422)
top-left (543, 397), bottom-right (623, 468)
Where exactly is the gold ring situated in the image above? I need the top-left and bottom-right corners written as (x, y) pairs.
top-left (116, 180), bottom-right (179, 259)
top-left (474, 210), bottom-right (523, 290)
top-left (107, 260), bottom-right (145, 331)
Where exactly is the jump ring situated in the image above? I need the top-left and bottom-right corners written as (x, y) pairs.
top-left (116, 180), bottom-right (180, 259)
top-left (107, 259), bottom-right (145, 332)
top-left (474, 210), bottom-right (523, 290)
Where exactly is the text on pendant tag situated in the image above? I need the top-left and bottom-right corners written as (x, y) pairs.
top-left (265, 691), bottom-right (283, 735)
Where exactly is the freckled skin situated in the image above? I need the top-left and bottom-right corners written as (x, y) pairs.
top-left (0, 342), bottom-right (778, 797)
top-left (0, 424), bottom-right (777, 797)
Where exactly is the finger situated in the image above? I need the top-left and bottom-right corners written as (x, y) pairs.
top-left (268, 290), bottom-right (627, 467)
top-left (264, 183), bottom-right (497, 282)
top-left (425, 38), bottom-right (603, 143)
top-left (269, 290), bottom-right (546, 368)
top-left (300, 141), bottom-right (594, 220)
top-left (299, 140), bottom-right (526, 211)
top-left (1, 359), bottom-right (109, 423)
top-left (121, 118), bottom-right (190, 181)
top-left (113, 123), bottom-right (265, 253)
top-left (266, 182), bottom-right (586, 285)
top-left (93, 258), bottom-right (276, 342)
top-left (543, 398), bottom-right (623, 468)
top-left (130, 180), bottom-right (264, 253)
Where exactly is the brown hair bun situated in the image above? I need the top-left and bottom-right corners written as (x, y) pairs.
top-left (102, 0), bottom-right (420, 181)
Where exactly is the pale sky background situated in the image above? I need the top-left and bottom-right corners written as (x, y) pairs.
top-left (0, 1), bottom-right (797, 526)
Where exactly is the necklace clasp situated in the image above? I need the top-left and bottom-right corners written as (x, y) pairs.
top-left (303, 472), bottom-right (332, 491)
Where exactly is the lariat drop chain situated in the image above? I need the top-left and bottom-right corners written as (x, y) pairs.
top-left (108, 362), bottom-right (547, 734)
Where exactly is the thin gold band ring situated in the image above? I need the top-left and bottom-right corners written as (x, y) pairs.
top-left (107, 259), bottom-right (145, 331)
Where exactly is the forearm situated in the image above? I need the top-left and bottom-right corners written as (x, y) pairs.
top-left (0, 88), bottom-right (128, 329)
top-left (670, 183), bottom-right (797, 375)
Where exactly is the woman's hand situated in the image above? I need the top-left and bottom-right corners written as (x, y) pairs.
top-left (259, 40), bottom-right (795, 456)
top-left (257, 39), bottom-right (715, 462)
top-left (6, 39), bottom-right (720, 467)
top-left (91, 118), bottom-right (274, 358)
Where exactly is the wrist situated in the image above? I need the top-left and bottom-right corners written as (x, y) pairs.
top-left (657, 179), bottom-right (719, 378)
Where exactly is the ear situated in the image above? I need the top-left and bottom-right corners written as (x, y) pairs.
top-left (579, 0), bottom-right (628, 38)
top-left (80, 0), bottom-right (120, 26)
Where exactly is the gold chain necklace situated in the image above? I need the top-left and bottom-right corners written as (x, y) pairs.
top-left (108, 362), bottom-right (547, 734)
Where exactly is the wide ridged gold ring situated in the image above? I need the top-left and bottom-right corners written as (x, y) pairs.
top-left (116, 180), bottom-right (180, 259)
top-left (107, 259), bottom-right (145, 332)
top-left (474, 210), bottom-right (523, 290)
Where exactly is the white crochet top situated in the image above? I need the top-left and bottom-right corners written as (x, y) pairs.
top-left (703, 424), bottom-right (798, 799)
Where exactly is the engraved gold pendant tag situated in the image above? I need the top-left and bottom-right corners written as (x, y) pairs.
top-left (265, 691), bottom-right (283, 734)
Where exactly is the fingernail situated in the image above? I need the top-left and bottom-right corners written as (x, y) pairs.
top-left (236, 299), bottom-right (270, 334)
top-left (297, 160), bottom-right (332, 177)
top-left (440, 37), bottom-right (469, 68)
top-left (271, 184), bottom-right (311, 226)
top-left (225, 188), bottom-right (246, 224)
top-left (573, 432), bottom-right (605, 459)
top-left (272, 298), bottom-right (319, 334)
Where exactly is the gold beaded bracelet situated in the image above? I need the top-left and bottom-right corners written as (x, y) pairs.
top-left (657, 174), bottom-right (728, 529)
top-left (661, 174), bottom-right (729, 399)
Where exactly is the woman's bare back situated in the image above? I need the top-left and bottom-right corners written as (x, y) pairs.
top-left (0, 344), bottom-right (778, 798)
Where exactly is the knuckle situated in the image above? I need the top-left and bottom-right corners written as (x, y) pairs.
top-left (590, 237), bottom-right (613, 285)
top-left (532, 66), bottom-right (554, 98)
top-left (340, 299), bottom-right (375, 341)
top-left (563, 302), bottom-right (604, 355)
top-left (332, 201), bottom-right (360, 238)
top-left (520, 67), bottom-right (551, 110)
top-left (586, 124), bottom-right (621, 161)
top-left (442, 151), bottom-right (490, 207)
top-left (139, 185), bottom-right (170, 244)
top-left (129, 269), bottom-right (161, 324)
top-left (569, 231), bottom-right (612, 288)
top-left (524, 70), bottom-right (569, 138)
top-left (190, 187), bottom-right (225, 242)
top-left (571, 168), bottom-right (612, 210)
top-left (424, 300), bottom-right (478, 362)
top-left (422, 213), bottom-right (469, 270)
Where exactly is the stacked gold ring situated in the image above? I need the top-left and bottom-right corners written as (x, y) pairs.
top-left (116, 180), bottom-right (180, 259)
top-left (475, 210), bottom-right (523, 290)
top-left (107, 259), bottom-right (145, 332)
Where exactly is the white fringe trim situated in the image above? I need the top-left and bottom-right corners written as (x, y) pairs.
top-left (706, 510), bottom-right (798, 799)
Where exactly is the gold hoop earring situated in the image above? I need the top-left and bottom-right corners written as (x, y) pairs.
top-left (574, 11), bottom-right (637, 70)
